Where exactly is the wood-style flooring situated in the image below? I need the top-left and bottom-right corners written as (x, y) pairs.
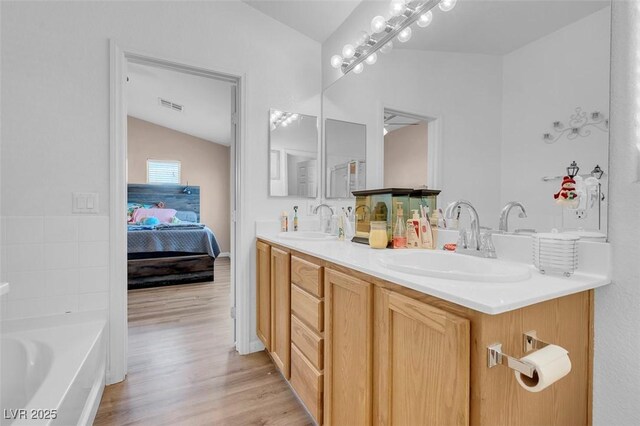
top-left (94, 258), bottom-right (311, 425)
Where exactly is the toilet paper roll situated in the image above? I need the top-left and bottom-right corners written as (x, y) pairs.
top-left (514, 344), bottom-right (572, 393)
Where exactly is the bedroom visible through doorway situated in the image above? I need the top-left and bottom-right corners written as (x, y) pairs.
top-left (123, 59), bottom-right (237, 374)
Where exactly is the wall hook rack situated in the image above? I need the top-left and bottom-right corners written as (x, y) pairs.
top-left (543, 107), bottom-right (609, 144)
top-left (487, 331), bottom-right (550, 378)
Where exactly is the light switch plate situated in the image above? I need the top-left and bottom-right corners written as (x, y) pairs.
top-left (73, 192), bottom-right (99, 214)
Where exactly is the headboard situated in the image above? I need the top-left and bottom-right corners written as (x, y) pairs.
top-left (127, 184), bottom-right (200, 222)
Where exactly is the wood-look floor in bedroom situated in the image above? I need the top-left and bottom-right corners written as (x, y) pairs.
top-left (94, 258), bottom-right (311, 426)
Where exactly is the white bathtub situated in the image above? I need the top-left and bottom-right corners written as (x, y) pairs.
top-left (1, 313), bottom-right (106, 426)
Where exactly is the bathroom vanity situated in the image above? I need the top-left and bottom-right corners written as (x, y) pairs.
top-left (256, 234), bottom-right (610, 425)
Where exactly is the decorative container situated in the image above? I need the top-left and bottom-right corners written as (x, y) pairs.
top-left (352, 187), bottom-right (441, 247)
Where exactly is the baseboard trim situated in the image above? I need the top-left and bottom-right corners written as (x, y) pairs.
top-left (249, 338), bottom-right (265, 353)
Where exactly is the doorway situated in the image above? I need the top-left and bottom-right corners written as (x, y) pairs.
top-left (109, 45), bottom-right (242, 384)
top-left (382, 107), bottom-right (441, 190)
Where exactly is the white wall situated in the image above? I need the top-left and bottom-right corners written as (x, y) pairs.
top-left (593, 2), bottom-right (640, 425)
top-left (500, 8), bottom-right (610, 233)
top-left (323, 48), bottom-right (503, 227)
top-left (0, 0), bottom-right (321, 374)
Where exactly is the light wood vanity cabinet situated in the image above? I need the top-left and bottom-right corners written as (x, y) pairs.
top-left (270, 246), bottom-right (291, 378)
top-left (324, 268), bottom-right (373, 426)
top-left (290, 255), bottom-right (325, 424)
top-left (256, 239), bottom-right (593, 426)
top-left (375, 288), bottom-right (470, 425)
top-left (256, 241), bottom-right (271, 350)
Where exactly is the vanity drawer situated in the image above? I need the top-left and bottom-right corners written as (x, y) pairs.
top-left (291, 315), bottom-right (323, 370)
top-left (290, 344), bottom-right (323, 425)
top-left (291, 284), bottom-right (324, 333)
top-left (291, 256), bottom-right (323, 298)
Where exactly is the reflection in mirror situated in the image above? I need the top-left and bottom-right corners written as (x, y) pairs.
top-left (269, 109), bottom-right (319, 198)
top-left (325, 118), bottom-right (366, 198)
top-left (383, 109), bottom-right (432, 188)
top-left (322, 1), bottom-right (610, 237)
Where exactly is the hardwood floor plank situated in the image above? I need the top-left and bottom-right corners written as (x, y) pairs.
top-left (94, 258), bottom-right (310, 425)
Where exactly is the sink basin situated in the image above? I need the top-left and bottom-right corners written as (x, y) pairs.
top-left (378, 250), bottom-right (531, 283)
top-left (277, 231), bottom-right (337, 241)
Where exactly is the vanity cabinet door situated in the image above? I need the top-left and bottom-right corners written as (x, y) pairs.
top-left (324, 268), bottom-right (373, 426)
top-left (256, 241), bottom-right (271, 351)
top-left (270, 247), bottom-right (291, 378)
top-left (375, 288), bottom-right (470, 426)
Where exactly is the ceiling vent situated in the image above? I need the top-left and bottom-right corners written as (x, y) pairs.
top-left (159, 98), bottom-right (184, 112)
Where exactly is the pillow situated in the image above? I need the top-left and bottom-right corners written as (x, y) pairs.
top-left (175, 210), bottom-right (198, 223)
top-left (127, 202), bottom-right (153, 223)
top-left (132, 208), bottom-right (177, 224)
top-left (141, 217), bottom-right (160, 226)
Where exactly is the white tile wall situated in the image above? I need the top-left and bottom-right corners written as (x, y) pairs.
top-left (0, 215), bottom-right (109, 319)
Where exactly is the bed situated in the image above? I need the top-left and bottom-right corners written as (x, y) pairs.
top-left (127, 184), bottom-right (221, 288)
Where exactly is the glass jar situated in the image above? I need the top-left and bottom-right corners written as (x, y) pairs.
top-left (369, 221), bottom-right (389, 249)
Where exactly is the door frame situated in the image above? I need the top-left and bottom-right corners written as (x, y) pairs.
top-left (109, 40), bottom-right (246, 384)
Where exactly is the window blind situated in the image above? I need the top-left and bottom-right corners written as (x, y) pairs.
top-left (147, 159), bottom-right (181, 184)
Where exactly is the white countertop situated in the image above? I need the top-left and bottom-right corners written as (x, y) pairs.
top-left (257, 232), bottom-right (611, 315)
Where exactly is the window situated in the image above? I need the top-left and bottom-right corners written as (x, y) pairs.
top-left (147, 159), bottom-right (181, 184)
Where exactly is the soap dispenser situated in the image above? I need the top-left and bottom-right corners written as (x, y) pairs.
top-left (393, 202), bottom-right (407, 249)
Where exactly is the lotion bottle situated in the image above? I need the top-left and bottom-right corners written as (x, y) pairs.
top-left (430, 210), bottom-right (439, 249)
top-left (280, 211), bottom-right (288, 232)
top-left (407, 210), bottom-right (421, 248)
top-left (338, 210), bottom-right (345, 241)
top-left (420, 206), bottom-right (434, 249)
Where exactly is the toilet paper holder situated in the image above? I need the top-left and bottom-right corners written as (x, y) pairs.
top-left (487, 331), bottom-right (550, 378)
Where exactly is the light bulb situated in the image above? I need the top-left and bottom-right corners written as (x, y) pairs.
top-left (342, 44), bottom-right (355, 59)
top-left (330, 54), bottom-right (343, 69)
top-left (371, 16), bottom-right (387, 34)
top-left (380, 41), bottom-right (393, 54)
top-left (397, 27), bottom-right (412, 43)
top-left (353, 63), bottom-right (364, 74)
top-left (439, 0), bottom-right (457, 12)
top-left (356, 30), bottom-right (370, 46)
top-left (417, 10), bottom-right (433, 28)
top-left (389, 0), bottom-right (406, 17)
top-left (365, 53), bottom-right (377, 65)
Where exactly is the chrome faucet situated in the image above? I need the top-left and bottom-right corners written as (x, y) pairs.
top-left (313, 203), bottom-right (334, 233)
top-left (498, 201), bottom-right (527, 233)
top-left (445, 200), bottom-right (496, 258)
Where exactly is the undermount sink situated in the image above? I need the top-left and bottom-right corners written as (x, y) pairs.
top-left (277, 231), bottom-right (336, 241)
top-left (378, 250), bottom-right (531, 283)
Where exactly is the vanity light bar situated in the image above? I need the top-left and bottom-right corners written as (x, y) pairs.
top-left (270, 110), bottom-right (300, 129)
top-left (336, 0), bottom-right (452, 75)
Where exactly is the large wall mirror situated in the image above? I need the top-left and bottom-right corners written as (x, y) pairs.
top-left (269, 109), bottom-right (319, 198)
top-left (322, 0), bottom-right (611, 236)
top-left (325, 118), bottom-right (366, 198)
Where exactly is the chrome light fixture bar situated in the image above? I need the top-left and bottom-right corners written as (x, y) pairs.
top-left (334, 0), bottom-right (455, 75)
top-left (270, 110), bottom-right (300, 130)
